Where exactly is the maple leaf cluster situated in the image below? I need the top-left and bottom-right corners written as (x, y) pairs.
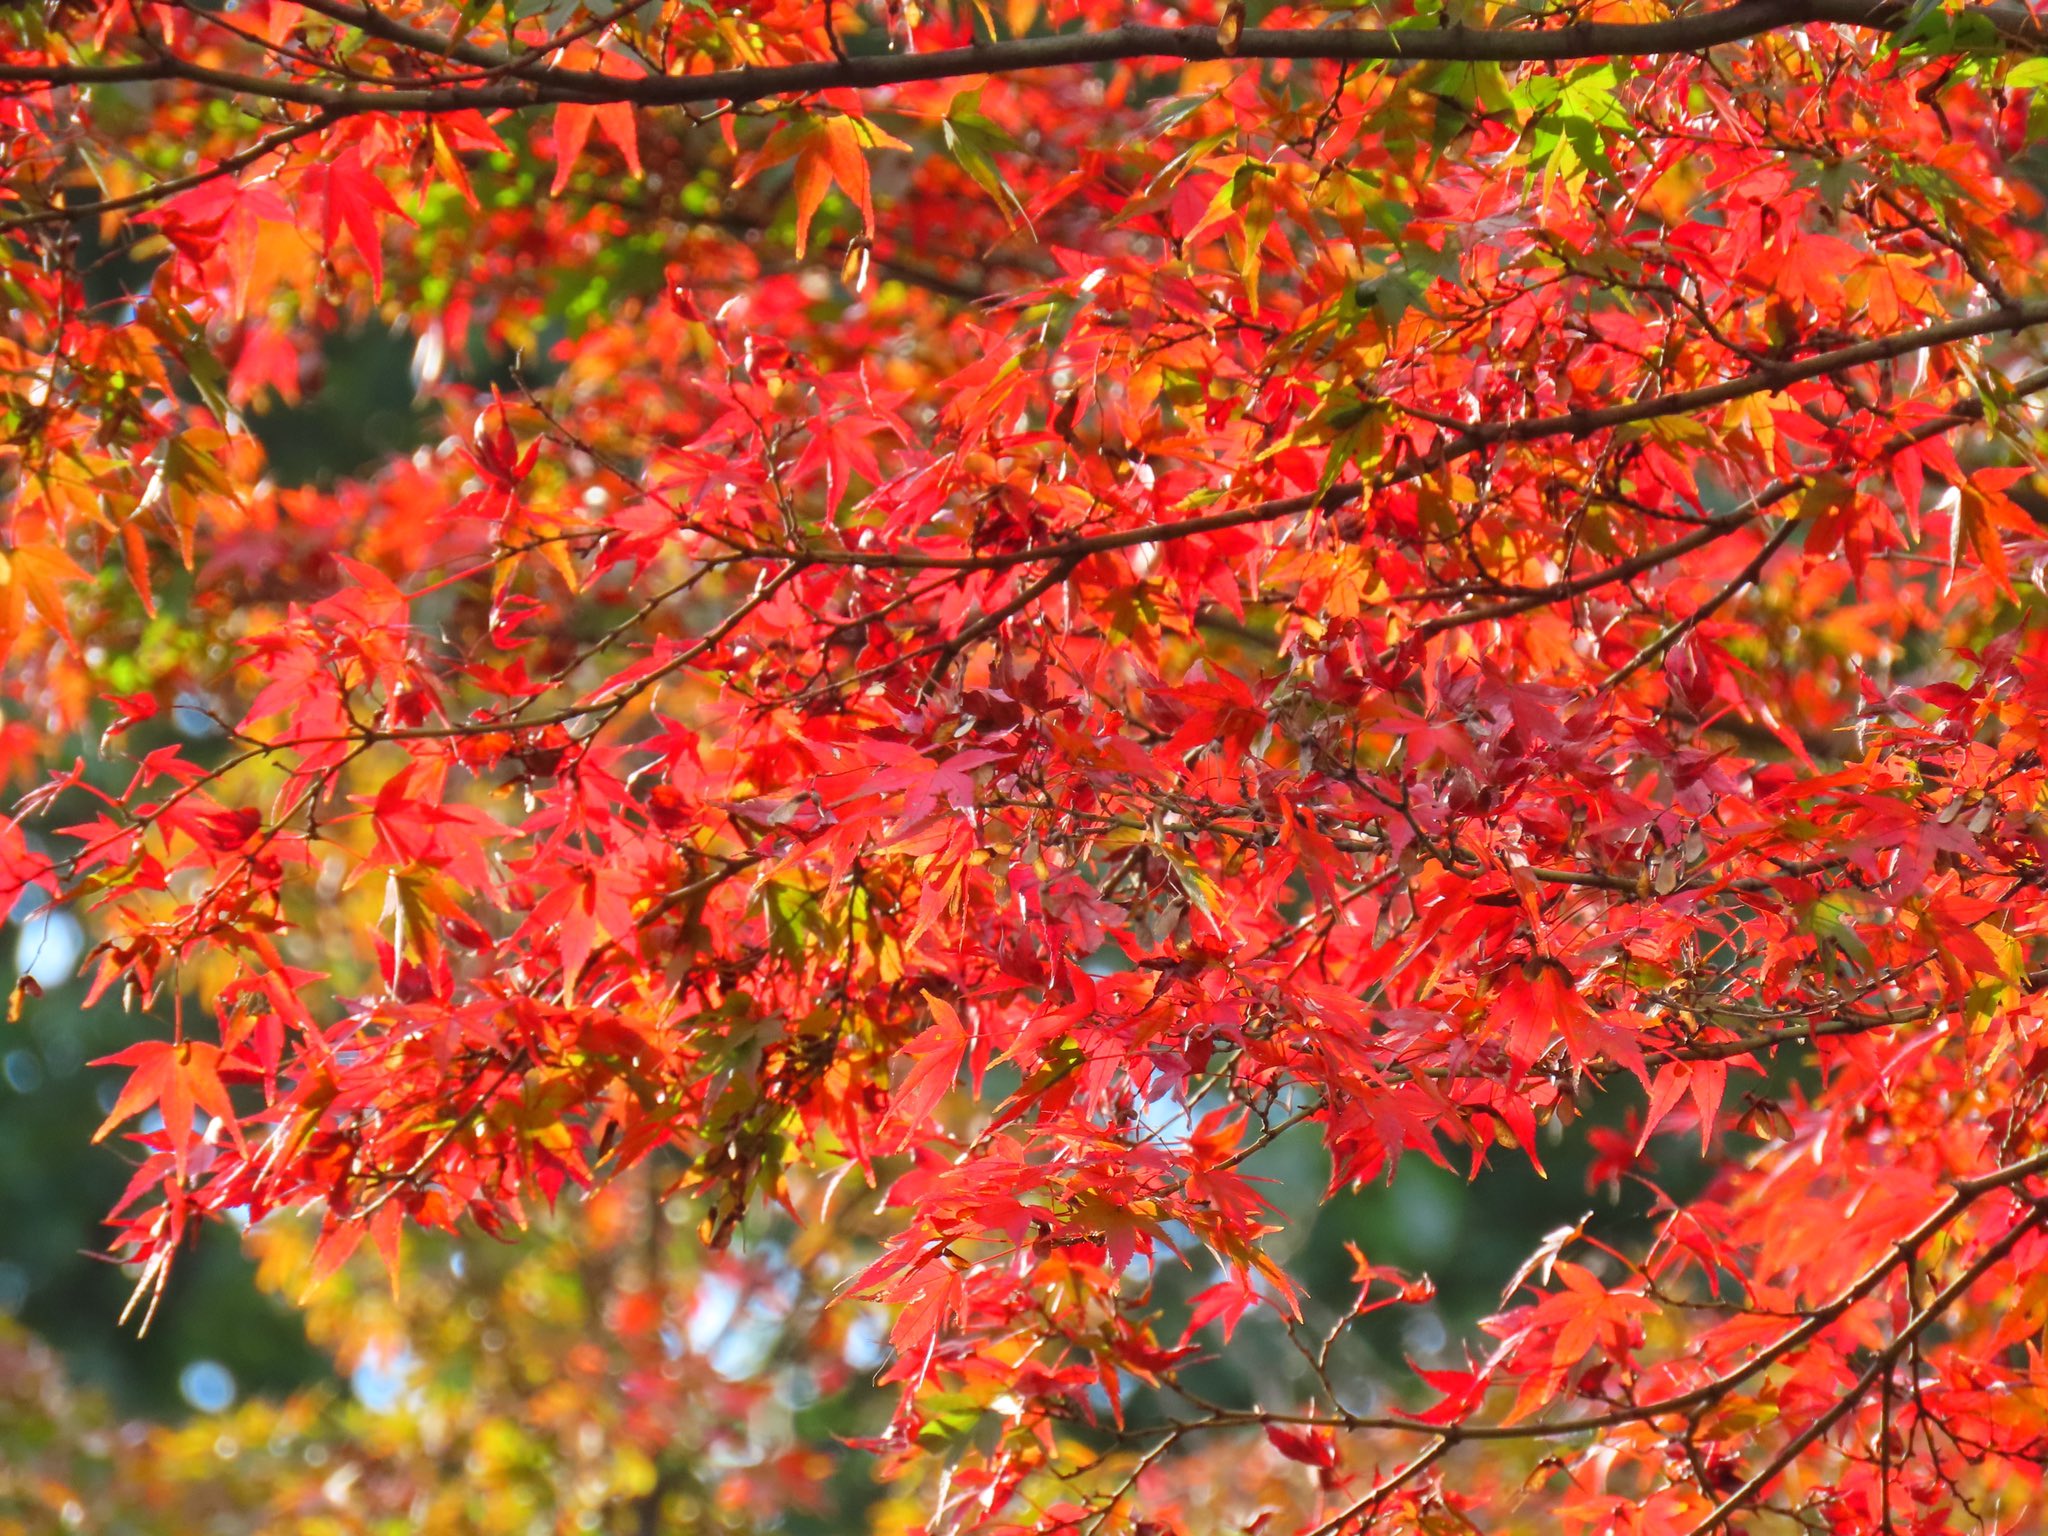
top-left (10, 0), bottom-right (2048, 1532)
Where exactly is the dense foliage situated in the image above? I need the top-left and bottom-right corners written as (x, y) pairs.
top-left (11, 0), bottom-right (2048, 1531)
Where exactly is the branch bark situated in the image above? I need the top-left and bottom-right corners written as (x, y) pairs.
top-left (3, 1), bottom-right (2043, 118)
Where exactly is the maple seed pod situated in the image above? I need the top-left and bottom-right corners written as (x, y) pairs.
top-left (1217, 0), bottom-right (1245, 55)
top-left (842, 238), bottom-right (871, 292)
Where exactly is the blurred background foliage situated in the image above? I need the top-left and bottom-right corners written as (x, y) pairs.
top-left (0, 325), bottom-right (1711, 1533)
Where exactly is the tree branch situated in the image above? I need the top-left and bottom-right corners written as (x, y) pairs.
top-left (3, 2), bottom-right (2043, 117)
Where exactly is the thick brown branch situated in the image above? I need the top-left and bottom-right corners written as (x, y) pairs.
top-left (3, 2), bottom-right (2043, 117)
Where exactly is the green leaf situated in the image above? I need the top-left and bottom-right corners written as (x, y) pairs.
top-left (943, 92), bottom-right (1031, 229)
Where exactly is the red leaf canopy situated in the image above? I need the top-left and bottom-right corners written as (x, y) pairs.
top-left (8, 0), bottom-right (2048, 1531)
